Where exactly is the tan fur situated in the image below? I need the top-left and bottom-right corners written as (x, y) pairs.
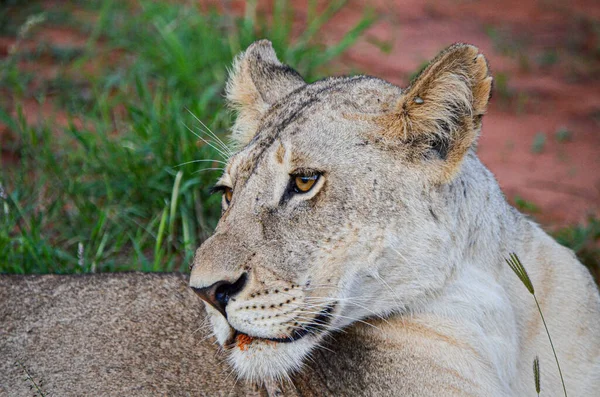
top-left (189, 41), bottom-right (600, 395)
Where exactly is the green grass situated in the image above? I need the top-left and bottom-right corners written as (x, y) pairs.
top-left (554, 127), bottom-right (572, 143)
top-left (554, 216), bottom-right (600, 282)
top-left (531, 132), bottom-right (547, 154)
top-left (0, 0), bottom-right (374, 274)
top-left (514, 195), bottom-right (541, 214)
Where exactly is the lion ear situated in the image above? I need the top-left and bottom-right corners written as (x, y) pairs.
top-left (384, 43), bottom-right (493, 181)
top-left (226, 40), bottom-right (306, 148)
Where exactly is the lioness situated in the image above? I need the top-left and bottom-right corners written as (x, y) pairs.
top-left (189, 40), bottom-right (600, 396)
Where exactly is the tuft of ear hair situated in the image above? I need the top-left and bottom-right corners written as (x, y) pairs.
top-left (379, 43), bottom-right (493, 181)
top-left (226, 40), bottom-right (306, 148)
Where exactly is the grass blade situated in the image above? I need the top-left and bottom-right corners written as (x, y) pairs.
top-left (506, 253), bottom-right (567, 397)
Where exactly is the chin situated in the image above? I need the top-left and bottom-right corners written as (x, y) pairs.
top-left (227, 332), bottom-right (317, 382)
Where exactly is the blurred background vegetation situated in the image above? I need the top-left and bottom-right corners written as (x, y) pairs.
top-left (0, 0), bottom-right (598, 279)
top-left (0, 0), bottom-right (374, 273)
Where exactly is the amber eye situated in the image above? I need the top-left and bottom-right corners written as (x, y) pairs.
top-left (293, 175), bottom-right (319, 193)
top-left (224, 187), bottom-right (233, 204)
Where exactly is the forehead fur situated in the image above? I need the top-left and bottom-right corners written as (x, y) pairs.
top-left (229, 76), bottom-right (401, 178)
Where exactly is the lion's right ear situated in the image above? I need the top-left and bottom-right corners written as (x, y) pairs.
top-left (226, 40), bottom-right (306, 148)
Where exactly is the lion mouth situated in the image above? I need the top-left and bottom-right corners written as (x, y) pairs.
top-left (227, 304), bottom-right (336, 348)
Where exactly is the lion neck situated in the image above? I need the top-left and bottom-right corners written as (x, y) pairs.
top-left (448, 152), bottom-right (524, 276)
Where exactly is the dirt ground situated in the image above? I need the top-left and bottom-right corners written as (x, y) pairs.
top-left (2, 0), bottom-right (599, 229)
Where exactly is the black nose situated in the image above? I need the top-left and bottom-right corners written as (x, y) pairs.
top-left (191, 273), bottom-right (247, 318)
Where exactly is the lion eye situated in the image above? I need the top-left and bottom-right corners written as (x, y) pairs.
top-left (293, 175), bottom-right (319, 193)
top-left (224, 187), bottom-right (233, 204)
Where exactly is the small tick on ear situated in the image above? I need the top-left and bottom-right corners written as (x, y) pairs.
top-left (414, 96), bottom-right (424, 104)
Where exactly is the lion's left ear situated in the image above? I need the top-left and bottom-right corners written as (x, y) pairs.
top-left (381, 43), bottom-right (493, 181)
top-left (226, 40), bottom-right (306, 148)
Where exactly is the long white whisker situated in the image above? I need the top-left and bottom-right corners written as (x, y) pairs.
top-left (284, 299), bottom-right (392, 328)
top-left (192, 124), bottom-right (232, 156)
top-left (187, 109), bottom-right (232, 153)
top-left (390, 246), bottom-right (410, 263)
top-left (192, 167), bottom-right (224, 174)
top-left (288, 307), bottom-right (382, 331)
top-left (183, 123), bottom-right (230, 159)
top-left (371, 271), bottom-right (403, 310)
top-left (198, 331), bottom-right (216, 343)
top-left (303, 295), bottom-right (372, 303)
top-left (291, 315), bottom-right (349, 335)
top-left (194, 125), bottom-right (232, 154)
top-left (307, 298), bottom-right (393, 326)
top-left (186, 108), bottom-right (233, 155)
top-left (175, 159), bottom-right (228, 167)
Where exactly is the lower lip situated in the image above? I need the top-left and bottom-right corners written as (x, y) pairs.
top-left (227, 304), bottom-right (336, 348)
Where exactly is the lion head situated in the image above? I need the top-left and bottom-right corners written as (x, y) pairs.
top-left (189, 40), bottom-right (492, 382)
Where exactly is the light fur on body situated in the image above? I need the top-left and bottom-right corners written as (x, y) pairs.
top-left (189, 40), bottom-right (600, 395)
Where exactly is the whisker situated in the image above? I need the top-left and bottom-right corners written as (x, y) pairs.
top-left (291, 316), bottom-right (349, 335)
top-left (289, 308), bottom-right (382, 331)
top-left (192, 125), bottom-right (232, 157)
top-left (301, 295), bottom-right (393, 321)
top-left (175, 159), bottom-right (228, 167)
top-left (303, 295), bottom-right (372, 303)
top-left (192, 324), bottom-right (210, 335)
top-left (193, 125), bottom-right (232, 154)
top-left (186, 108), bottom-right (233, 155)
top-left (370, 269), bottom-right (403, 310)
top-left (192, 167), bottom-right (224, 174)
top-left (182, 123), bottom-right (230, 159)
top-left (318, 301), bottom-right (392, 326)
